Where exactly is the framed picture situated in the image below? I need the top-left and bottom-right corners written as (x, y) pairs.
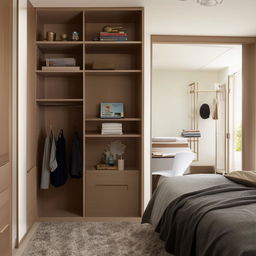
top-left (100, 103), bottom-right (124, 119)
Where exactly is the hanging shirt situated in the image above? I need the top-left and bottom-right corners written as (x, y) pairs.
top-left (50, 129), bottom-right (68, 187)
top-left (40, 132), bottom-right (57, 189)
top-left (70, 132), bottom-right (83, 178)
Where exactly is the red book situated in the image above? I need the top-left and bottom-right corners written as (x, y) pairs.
top-left (100, 32), bottom-right (128, 36)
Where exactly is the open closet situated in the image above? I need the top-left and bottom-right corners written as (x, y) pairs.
top-left (27, 6), bottom-right (144, 221)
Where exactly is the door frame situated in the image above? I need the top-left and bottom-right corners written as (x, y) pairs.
top-left (150, 35), bottom-right (256, 191)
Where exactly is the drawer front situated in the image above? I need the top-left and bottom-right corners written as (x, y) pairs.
top-left (86, 171), bottom-right (140, 217)
top-left (0, 224), bottom-right (10, 256)
top-left (0, 189), bottom-right (11, 256)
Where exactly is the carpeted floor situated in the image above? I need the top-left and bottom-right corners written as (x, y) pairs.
top-left (23, 222), bottom-right (171, 256)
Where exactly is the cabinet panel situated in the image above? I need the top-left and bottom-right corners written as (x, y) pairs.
top-left (0, 163), bottom-right (11, 193)
top-left (0, 189), bottom-right (11, 256)
top-left (27, 167), bottom-right (37, 230)
top-left (86, 171), bottom-right (139, 217)
top-left (0, 0), bottom-right (11, 162)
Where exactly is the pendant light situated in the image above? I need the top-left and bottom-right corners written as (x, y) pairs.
top-left (179, 0), bottom-right (223, 7)
top-left (197, 0), bottom-right (223, 7)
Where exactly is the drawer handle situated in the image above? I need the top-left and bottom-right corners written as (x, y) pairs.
top-left (0, 224), bottom-right (9, 234)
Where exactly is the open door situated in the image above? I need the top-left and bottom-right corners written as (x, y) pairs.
top-left (227, 73), bottom-right (242, 173)
top-left (0, 0), bottom-right (13, 255)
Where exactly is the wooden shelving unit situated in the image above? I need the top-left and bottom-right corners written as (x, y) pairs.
top-left (36, 99), bottom-right (83, 106)
top-left (85, 117), bottom-right (141, 121)
top-left (36, 70), bottom-right (83, 76)
top-left (85, 133), bottom-right (141, 138)
top-left (32, 7), bottom-right (143, 219)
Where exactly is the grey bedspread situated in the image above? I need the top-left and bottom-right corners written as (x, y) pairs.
top-left (142, 174), bottom-right (256, 256)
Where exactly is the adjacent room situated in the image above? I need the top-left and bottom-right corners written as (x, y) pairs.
top-left (151, 43), bottom-right (242, 179)
top-left (1, 0), bottom-right (256, 256)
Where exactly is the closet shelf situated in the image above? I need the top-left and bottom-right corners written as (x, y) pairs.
top-left (84, 41), bottom-right (142, 45)
top-left (85, 133), bottom-right (141, 138)
top-left (84, 70), bottom-right (142, 75)
top-left (36, 99), bottom-right (83, 106)
top-left (36, 41), bottom-right (83, 45)
top-left (85, 118), bottom-right (141, 122)
top-left (37, 42), bottom-right (83, 53)
top-left (36, 70), bottom-right (83, 77)
top-left (86, 170), bottom-right (139, 173)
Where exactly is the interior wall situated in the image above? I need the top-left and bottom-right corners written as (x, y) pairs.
top-left (12, 0), bottom-right (18, 248)
top-left (152, 70), bottom-right (220, 166)
top-left (18, 0), bottom-right (28, 243)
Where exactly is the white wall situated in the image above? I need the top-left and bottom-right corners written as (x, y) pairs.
top-left (12, 0), bottom-right (18, 248)
top-left (152, 70), bottom-right (220, 166)
top-left (18, 0), bottom-right (27, 244)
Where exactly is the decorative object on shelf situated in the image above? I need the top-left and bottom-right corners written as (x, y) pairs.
top-left (72, 31), bottom-right (79, 41)
top-left (46, 31), bottom-right (56, 41)
top-left (110, 140), bottom-right (126, 160)
top-left (100, 103), bottom-right (124, 119)
top-left (103, 146), bottom-right (115, 166)
top-left (178, 0), bottom-right (223, 7)
top-left (60, 33), bottom-right (68, 41)
top-left (103, 26), bottom-right (127, 33)
top-left (118, 158), bottom-right (124, 171)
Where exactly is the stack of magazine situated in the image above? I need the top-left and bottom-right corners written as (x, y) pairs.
top-left (101, 123), bottom-right (123, 135)
top-left (42, 58), bottom-right (80, 71)
top-left (181, 129), bottom-right (201, 138)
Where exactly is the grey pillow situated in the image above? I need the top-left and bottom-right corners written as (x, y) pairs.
top-left (225, 170), bottom-right (256, 187)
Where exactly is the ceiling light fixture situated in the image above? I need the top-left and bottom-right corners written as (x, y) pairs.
top-left (179, 0), bottom-right (223, 7)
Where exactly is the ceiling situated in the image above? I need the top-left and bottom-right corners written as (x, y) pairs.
top-left (152, 44), bottom-right (242, 71)
top-left (29, 0), bottom-right (256, 37)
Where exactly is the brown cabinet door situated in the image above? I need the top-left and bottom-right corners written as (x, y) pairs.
top-left (0, 0), bottom-right (12, 255)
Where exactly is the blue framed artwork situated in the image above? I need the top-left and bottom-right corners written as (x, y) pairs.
top-left (100, 103), bottom-right (124, 119)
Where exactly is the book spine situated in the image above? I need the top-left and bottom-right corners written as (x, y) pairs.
top-left (100, 33), bottom-right (128, 36)
top-left (100, 37), bottom-right (128, 41)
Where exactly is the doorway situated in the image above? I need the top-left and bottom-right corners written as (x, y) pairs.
top-left (151, 36), bottom-right (243, 175)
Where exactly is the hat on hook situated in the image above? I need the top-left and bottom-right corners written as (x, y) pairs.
top-left (200, 104), bottom-right (210, 119)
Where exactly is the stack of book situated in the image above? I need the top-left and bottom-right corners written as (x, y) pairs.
top-left (45, 58), bottom-right (76, 67)
top-left (181, 129), bottom-right (201, 138)
top-left (42, 57), bottom-right (80, 71)
top-left (99, 32), bottom-right (128, 41)
top-left (101, 123), bottom-right (123, 135)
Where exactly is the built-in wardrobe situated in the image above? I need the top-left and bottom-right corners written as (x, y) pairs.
top-left (26, 6), bottom-right (144, 223)
top-left (0, 0), bottom-right (12, 255)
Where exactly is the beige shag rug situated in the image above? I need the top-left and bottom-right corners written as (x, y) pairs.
top-left (23, 222), bottom-right (171, 256)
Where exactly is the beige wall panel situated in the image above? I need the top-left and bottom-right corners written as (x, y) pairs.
top-left (0, 0), bottom-right (12, 164)
top-left (0, 163), bottom-right (11, 194)
top-left (27, 1), bottom-right (37, 170)
top-left (26, 167), bottom-right (37, 230)
top-left (0, 0), bottom-right (12, 254)
top-left (242, 44), bottom-right (256, 170)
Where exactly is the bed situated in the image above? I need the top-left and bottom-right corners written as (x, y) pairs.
top-left (142, 174), bottom-right (256, 256)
